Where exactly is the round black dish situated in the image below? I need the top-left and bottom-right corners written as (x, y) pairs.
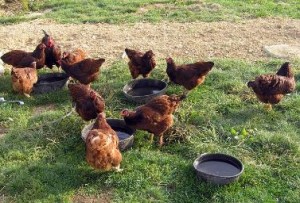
top-left (193, 153), bottom-right (244, 185)
top-left (123, 78), bottom-right (167, 103)
top-left (33, 73), bottom-right (69, 94)
top-left (106, 118), bottom-right (135, 151)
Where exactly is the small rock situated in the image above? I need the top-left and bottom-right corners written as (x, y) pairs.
top-left (263, 44), bottom-right (300, 59)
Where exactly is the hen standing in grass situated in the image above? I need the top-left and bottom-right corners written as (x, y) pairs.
top-left (121, 94), bottom-right (184, 147)
top-left (0, 52), bottom-right (4, 76)
top-left (11, 62), bottom-right (38, 97)
top-left (60, 57), bottom-right (105, 85)
top-left (124, 48), bottom-right (156, 79)
top-left (41, 30), bottom-right (62, 70)
top-left (68, 83), bottom-right (105, 121)
top-left (83, 112), bottom-right (123, 172)
top-left (166, 57), bottom-right (214, 96)
top-left (1, 43), bottom-right (46, 69)
top-left (247, 62), bottom-right (295, 110)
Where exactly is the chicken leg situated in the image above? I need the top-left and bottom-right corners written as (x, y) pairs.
top-left (112, 165), bottom-right (123, 172)
top-left (264, 103), bottom-right (272, 111)
top-left (150, 134), bottom-right (154, 144)
top-left (182, 89), bottom-right (190, 98)
top-left (158, 134), bottom-right (164, 147)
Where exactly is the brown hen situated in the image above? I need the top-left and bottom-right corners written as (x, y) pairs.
top-left (41, 30), bottom-right (62, 69)
top-left (166, 57), bottom-right (214, 96)
top-left (247, 62), bottom-right (295, 110)
top-left (1, 43), bottom-right (46, 69)
top-left (125, 48), bottom-right (156, 79)
top-left (11, 62), bottom-right (38, 97)
top-left (60, 57), bottom-right (105, 85)
top-left (68, 83), bottom-right (105, 121)
top-left (84, 112), bottom-right (122, 171)
top-left (62, 48), bottom-right (86, 65)
top-left (121, 94), bottom-right (184, 146)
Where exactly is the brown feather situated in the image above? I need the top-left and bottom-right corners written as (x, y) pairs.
top-left (166, 57), bottom-right (214, 90)
top-left (85, 113), bottom-right (122, 171)
top-left (247, 62), bottom-right (295, 105)
top-left (125, 48), bottom-right (156, 79)
top-left (61, 58), bottom-right (105, 85)
top-left (68, 83), bottom-right (105, 121)
top-left (121, 94), bottom-right (184, 146)
top-left (11, 62), bottom-right (38, 96)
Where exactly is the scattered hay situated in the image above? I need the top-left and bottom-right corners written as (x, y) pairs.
top-left (73, 190), bottom-right (113, 203)
top-left (164, 123), bottom-right (197, 144)
top-left (0, 18), bottom-right (300, 68)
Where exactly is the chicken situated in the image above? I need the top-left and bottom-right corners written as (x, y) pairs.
top-left (11, 62), bottom-right (38, 97)
top-left (84, 112), bottom-right (122, 171)
top-left (68, 83), bottom-right (105, 121)
top-left (41, 30), bottom-right (62, 69)
top-left (166, 57), bottom-right (214, 96)
top-left (124, 48), bottom-right (156, 79)
top-left (1, 43), bottom-right (46, 69)
top-left (0, 52), bottom-right (4, 76)
top-left (60, 57), bottom-right (105, 85)
top-left (62, 48), bottom-right (86, 65)
top-left (247, 62), bottom-right (295, 110)
top-left (120, 94), bottom-right (184, 147)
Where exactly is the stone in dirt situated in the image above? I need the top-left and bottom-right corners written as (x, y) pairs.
top-left (263, 44), bottom-right (300, 59)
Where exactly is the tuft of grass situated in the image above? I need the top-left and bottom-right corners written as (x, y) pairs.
top-left (0, 58), bottom-right (299, 202)
top-left (1, 0), bottom-right (300, 24)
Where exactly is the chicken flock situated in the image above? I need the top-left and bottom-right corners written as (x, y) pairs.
top-left (0, 31), bottom-right (296, 171)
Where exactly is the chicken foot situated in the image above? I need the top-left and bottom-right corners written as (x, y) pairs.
top-left (158, 134), bottom-right (164, 147)
top-left (264, 103), bottom-right (273, 111)
top-left (24, 93), bottom-right (31, 98)
top-left (150, 134), bottom-right (154, 144)
top-left (161, 75), bottom-right (170, 83)
top-left (112, 165), bottom-right (123, 172)
top-left (182, 89), bottom-right (190, 98)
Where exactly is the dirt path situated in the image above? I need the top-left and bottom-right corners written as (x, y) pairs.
top-left (0, 18), bottom-right (299, 66)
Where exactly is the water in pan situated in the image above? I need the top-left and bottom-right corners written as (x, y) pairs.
top-left (38, 76), bottom-right (66, 83)
top-left (116, 131), bottom-right (131, 140)
top-left (127, 87), bottom-right (161, 96)
top-left (113, 127), bottom-right (131, 140)
top-left (196, 160), bottom-right (241, 176)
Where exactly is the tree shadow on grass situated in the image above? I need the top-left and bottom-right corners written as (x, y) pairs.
top-left (0, 119), bottom-right (112, 202)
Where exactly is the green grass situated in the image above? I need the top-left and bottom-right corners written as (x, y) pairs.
top-left (0, 59), bottom-right (299, 202)
top-left (1, 0), bottom-right (300, 24)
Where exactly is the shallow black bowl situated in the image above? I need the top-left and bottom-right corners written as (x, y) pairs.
top-left (81, 119), bottom-right (135, 151)
top-left (193, 153), bottom-right (244, 185)
top-left (33, 73), bottom-right (69, 94)
top-left (123, 78), bottom-right (167, 103)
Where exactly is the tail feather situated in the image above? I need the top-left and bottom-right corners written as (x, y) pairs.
top-left (247, 81), bottom-right (255, 88)
top-left (169, 94), bottom-right (186, 102)
top-left (42, 29), bottom-right (49, 37)
top-left (94, 58), bottom-right (105, 67)
top-left (276, 62), bottom-right (291, 77)
top-left (124, 48), bottom-right (136, 59)
top-left (206, 61), bottom-right (214, 69)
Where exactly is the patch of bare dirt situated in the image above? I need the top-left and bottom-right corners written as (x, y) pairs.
top-left (0, 0), bottom-right (23, 16)
top-left (0, 18), bottom-right (299, 67)
top-left (138, 1), bottom-right (222, 13)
